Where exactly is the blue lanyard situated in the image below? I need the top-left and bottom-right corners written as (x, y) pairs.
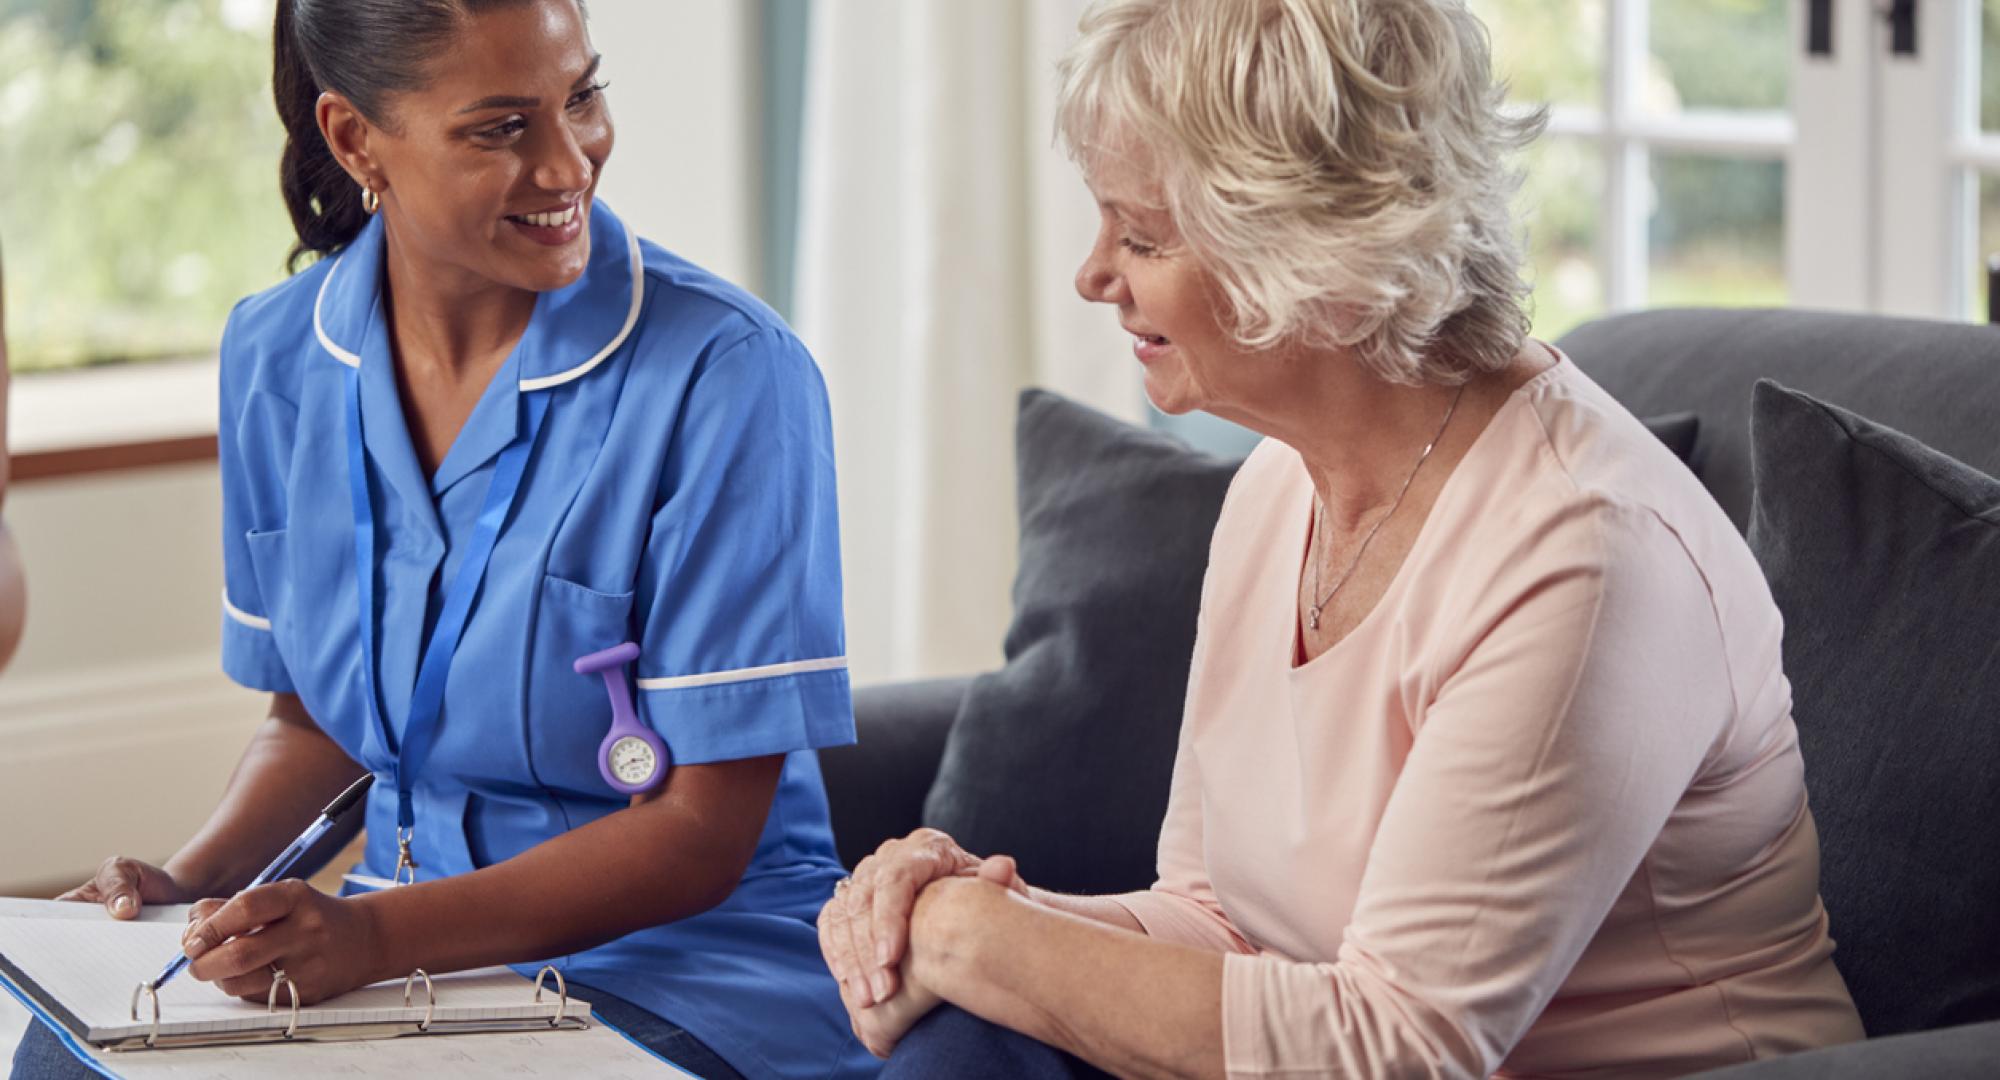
top-left (343, 366), bottom-right (551, 875)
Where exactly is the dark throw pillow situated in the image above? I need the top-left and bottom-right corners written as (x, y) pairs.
top-left (921, 390), bottom-right (1240, 894)
top-left (1748, 380), bottom-right (2000, 1037)
top-left (1643, 410), bottom-right (1702, 468)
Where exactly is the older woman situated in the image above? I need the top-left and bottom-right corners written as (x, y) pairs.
top-left (817, 0), bottom-right (1864, 1076)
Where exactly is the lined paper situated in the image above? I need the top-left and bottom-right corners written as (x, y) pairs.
top-left (69, 1027), bottom-right (691, 1079)
top-left (0, 899), bottom-right (584, 1043)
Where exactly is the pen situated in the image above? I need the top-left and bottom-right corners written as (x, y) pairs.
top-left (147, 773), bottom-right (376, 992)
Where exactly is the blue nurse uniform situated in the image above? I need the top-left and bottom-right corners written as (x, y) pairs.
top-left (215, 200), bottom-right (874, 1079)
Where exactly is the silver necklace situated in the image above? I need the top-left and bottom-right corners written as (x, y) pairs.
top-left (1307, 383), bottom-right (1466, 632)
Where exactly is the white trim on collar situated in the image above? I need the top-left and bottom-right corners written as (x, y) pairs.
top-left (636, 655), bottom-right (848, 692)
top-left (313, 254), bottom-right (362, 368)
top-left (311, 218), bottom-right (645, 390)
top-left (222, 589), bottom-right (274, 631)
top-left (521, 224), bottom-right (646, 391)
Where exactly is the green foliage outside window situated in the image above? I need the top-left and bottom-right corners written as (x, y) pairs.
top-left (1472, 0), bottom-right (1791, 341)
top-left (0, 0), bottom-right (292, 373)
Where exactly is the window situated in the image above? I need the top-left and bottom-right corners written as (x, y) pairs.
top-left (0, 0), bottom-right (292, 374)
top-left (1474, 0), bottom-right (1794, 341)
top-left (1966, 1), bottom-right (2000, 316)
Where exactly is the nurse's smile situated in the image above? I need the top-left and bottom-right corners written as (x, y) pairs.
top-left (505, 198), bottom-right (587, 247)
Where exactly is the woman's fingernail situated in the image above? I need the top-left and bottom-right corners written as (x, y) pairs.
top-left (870, 971), bottom-right (892, 1000)
top-left (183, 932), bottom-right (208, 959)
top-left (112, 895), bottom-right (133, 914)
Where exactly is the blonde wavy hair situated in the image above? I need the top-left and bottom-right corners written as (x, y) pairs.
top-left (1056, 0), bottom-right (1544, 385)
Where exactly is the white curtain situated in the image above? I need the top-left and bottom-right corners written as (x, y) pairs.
top-left (794, 0), bottom-right (1139, 686)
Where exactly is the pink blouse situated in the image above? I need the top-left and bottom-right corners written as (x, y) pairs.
top-left (1114, 357), bottom-right (1862, 1078)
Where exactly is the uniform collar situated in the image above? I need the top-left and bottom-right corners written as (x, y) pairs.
top-left (311, 197), bottom-right (644, 390)
top-left (316, 199), bottom-right (642, 503)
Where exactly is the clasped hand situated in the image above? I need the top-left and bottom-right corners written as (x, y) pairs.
top-left (61, 857), bottom-right (381, 1005)
top-left (816, 828), bottom-right (1029, 1058)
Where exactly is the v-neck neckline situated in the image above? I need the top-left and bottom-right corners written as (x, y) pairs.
top-left (1285, 355), bottom-right (1569, 674)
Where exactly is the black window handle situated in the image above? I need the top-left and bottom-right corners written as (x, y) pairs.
top-left (1886, 0), bottom-right (1916, 57)
top-left (1807, 0), bottom-right (1833, 57)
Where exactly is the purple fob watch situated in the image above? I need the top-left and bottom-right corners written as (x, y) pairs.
top-left (574, 641), bottom-right (669, 795)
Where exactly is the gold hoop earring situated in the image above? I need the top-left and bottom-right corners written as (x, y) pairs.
top-left (360, 186), bottom-right (380, 215)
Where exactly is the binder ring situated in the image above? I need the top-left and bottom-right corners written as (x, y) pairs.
top-left (402, 968), bottom-right (436, 1030)
top-left (129, 983), bottom-right (161, 1048)
top-left (532, 965), bottom-right (569, 1027)
top-left (266, 969), bottom-right (301, 1038)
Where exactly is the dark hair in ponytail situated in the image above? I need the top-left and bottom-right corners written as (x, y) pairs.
top-left (274, 0), bottom-right (566, 272)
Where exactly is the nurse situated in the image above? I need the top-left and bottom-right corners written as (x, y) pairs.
top-left (25, 1), bottom-right (874, 1078)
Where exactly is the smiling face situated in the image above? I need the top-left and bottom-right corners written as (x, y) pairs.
top-left (1072, 145), bottom-right (1245, 417)
top-left (342, 0), bottom-right (612, 295)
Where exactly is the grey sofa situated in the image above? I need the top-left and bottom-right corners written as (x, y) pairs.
top-left (818, 308), bottom-right (2000, 1076)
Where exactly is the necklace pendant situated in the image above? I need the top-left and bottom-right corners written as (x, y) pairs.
top-left (1308, 609), bottom-right (1320, 631)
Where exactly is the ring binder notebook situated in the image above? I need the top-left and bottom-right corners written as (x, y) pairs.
top-left (0, 898), bottom-right (591, 1054)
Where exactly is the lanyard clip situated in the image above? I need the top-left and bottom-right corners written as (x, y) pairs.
top-left (394, 826), bottom-right (420, 887)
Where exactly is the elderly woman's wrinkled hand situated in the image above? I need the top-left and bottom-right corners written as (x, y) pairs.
top-left (817, 828), bottom-right (1029, 1010)
top-left (843, 963), bottom-right (943, 1059)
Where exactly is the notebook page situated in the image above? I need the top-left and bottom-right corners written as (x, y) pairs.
top-left (0, 898), bottom-right (194, 924)
top-left (80, 1023), bottom-right (694, 1078)
top-left (0, 899), bottom-right (583, 1043)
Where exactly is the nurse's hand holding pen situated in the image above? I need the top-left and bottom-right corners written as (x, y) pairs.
top-left (177, 881), bottom-right (381, 1005)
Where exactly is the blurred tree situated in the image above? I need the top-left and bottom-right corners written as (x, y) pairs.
top-left (1648, 0), bottom-right (1787, 114)
top-left (1471, 0), bottom-right (1790, 334)
top-left (1474, 0), bottom-right (1602, 107)
top-left (0, 0), bottom-right (292, 372)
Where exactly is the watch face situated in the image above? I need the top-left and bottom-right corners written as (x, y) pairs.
top-left (609, 735), bottom-right (658, 785)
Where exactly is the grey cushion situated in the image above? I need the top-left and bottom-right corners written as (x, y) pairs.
top-left (1561, 308), bottom-right (2000, 531)
top-left (821, 677), bottom-right (971, 868)
top-left (1643, 410), bottom-right (1701, 467)
top-left (1747, 381), bottom-right (2000, 1037)
top-left (921, 390), bottom-right (1241, 894)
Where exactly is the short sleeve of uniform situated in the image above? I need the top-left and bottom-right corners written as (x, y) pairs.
top-left (217, 305), bottom-right (296, 693)
top-left (632, 326), bottom-right (853, 765)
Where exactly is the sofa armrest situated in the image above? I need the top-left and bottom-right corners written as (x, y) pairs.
top-left (1688, 1020), bottom-right (2000, 1079)
top-left (819, 676), bottom-right (976, 869)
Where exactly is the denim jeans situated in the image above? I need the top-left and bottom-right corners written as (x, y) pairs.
top-left (9, 980), bottom-right (743, 1080)
top-left (881, 1004), bottom-right (1114, 1080)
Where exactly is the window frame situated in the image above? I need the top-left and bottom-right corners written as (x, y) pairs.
top-left (6, 356), bottom-right (221, 484)
top-left (1509, 0), bottom-right (1887, 323)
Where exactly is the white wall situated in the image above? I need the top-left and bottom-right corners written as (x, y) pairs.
top-left (592, 1), bottom-right (761, 293)
top-left (0, 463), bottom-right (261, 894)
top-left (0, 0), bottom-right (760, 895)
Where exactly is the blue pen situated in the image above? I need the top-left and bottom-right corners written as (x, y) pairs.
top-left (147, 773), bottom-right (376, 992)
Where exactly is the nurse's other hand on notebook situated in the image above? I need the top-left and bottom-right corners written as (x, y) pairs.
top-left (56, 856), bottom-right (198, 919)
top-left (181, 878), bottom-right (381, 1006)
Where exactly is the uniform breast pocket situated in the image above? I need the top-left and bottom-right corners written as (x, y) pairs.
top-left (528, 573), bottom-right (638, 796)
top-left (243, 528), bottom-right (293, 641)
